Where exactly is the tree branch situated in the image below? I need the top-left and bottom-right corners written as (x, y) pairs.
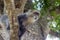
top-left (14, 0), bottom-right (27, 14)
top-left (4, 0), bottom-right (15, 10)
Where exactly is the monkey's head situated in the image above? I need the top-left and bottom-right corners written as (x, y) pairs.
top-left (18, 10), bottom-right (40, 26)
top-left (27, 10), bottom-right (40, 23)
top-left (23, 10), bottom-right (40, 26)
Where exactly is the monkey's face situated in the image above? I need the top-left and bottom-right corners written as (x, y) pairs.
top-left (33, 12), bottom-right (39, 21)
top-left (19, 10), bottom-right (40, 26)
top-left (28, 11), bottom-right (40, 23)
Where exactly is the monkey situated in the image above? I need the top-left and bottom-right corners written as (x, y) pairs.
top-left (18, 10), bottom-right (40, 40)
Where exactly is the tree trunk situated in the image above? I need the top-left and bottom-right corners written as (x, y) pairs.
top-left (4, 0), bottom-right (27, 40)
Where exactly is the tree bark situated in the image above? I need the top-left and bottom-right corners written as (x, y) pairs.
top-left (0, 0), bottom-right (4, 15)
top-left (4, 0), bottom-right (27, 40)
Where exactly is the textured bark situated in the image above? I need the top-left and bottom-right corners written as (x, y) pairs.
top-left (4, 0), bottom-right (27, 40)
top-left (0, 0), bottom-right (4, 15)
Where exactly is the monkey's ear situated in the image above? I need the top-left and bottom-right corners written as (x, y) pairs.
top-left (33, 12), bottom-right (39, 15)
top-left (25, 10), bottom-right (40, 17)
top-left (32, 10), bottom-right (40, 14)
top-left (32, 10), bottom-right (40, 16)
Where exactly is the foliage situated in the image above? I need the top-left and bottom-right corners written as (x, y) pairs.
top-left (50, 14), bottom-right (60, 33)
top-left (32, 0), bottom-right (60, 33)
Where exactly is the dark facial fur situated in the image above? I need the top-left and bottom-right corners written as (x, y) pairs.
top-left (18, 14), bottom-right (28, 40)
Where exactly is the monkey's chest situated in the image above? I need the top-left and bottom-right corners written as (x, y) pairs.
top-left (24, 22), bottom-right (40, 35)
